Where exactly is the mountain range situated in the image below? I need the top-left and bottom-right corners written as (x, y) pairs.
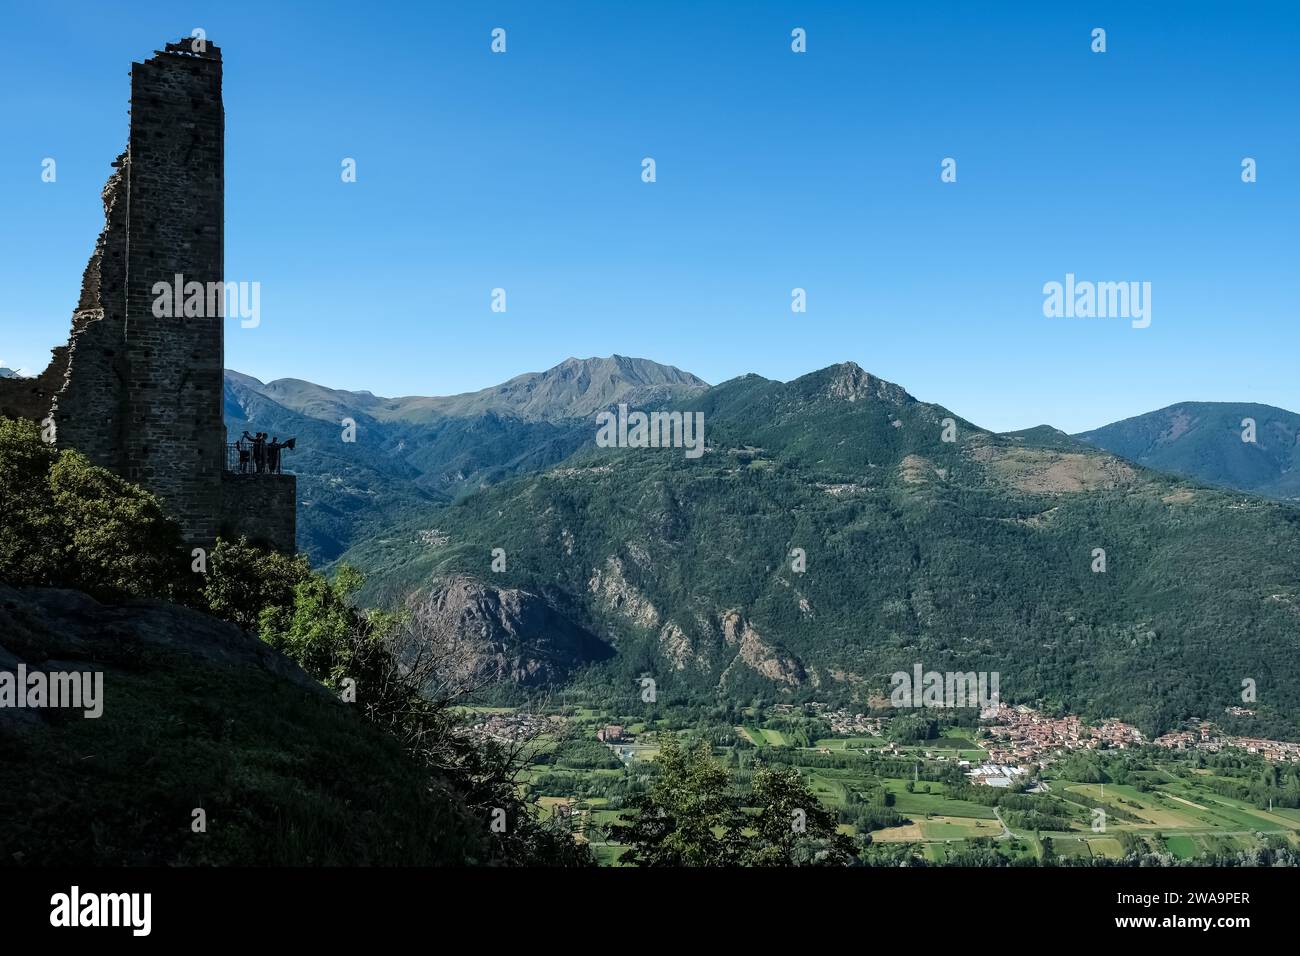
top-left (225, 358), bottom-right (1300, 562)
top-left (223, 356), bottom-right (707, 561)
top-left (222, 357), bottom-right (1300, 738)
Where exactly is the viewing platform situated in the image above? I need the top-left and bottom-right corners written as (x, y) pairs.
top-left (224, 440), bottom-right (294, 475)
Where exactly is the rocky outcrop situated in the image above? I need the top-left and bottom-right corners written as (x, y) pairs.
top-left (658, 621), bottom-right (692, 671)
top-left (657, 620), bottom-right (712, 673)
top-left (822, 362), bottom-right (911, 406)
top-left (720, 610), bottom-right (805, 686)
top-left (588, 556), bottom-right (660, 629)
top-left (412, 576), bottom-right (612, 687)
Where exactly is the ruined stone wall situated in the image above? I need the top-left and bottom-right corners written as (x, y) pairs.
top-left (220, 474), bottom-right (297, 554)
top-left (4, 39), bottom-right (298, 555)
top-left (0, 355), bottom-right (65, 424)
top-left (120, 43), bottom-right (226, 544)
top-left (0, 158), bottom-right (128, 438)
top-left (51, 157), bottom-right (131, 467)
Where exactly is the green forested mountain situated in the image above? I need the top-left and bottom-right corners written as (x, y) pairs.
top-left (336, 363), bottom-right (1300, 739)
top-left (224, 357), bottom-right (707, 562)
top-left (1074, 402), bottom-right (1300, 501)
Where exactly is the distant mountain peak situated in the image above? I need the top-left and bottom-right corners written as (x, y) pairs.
top-left (440, 355), bottom-right (708, 421)
top-left (225, 356), bottom-right (709, 426)
top-left (553, 355), bottom-right (707, 387)
top-left (796, 362), bottom-right (912, 405)
top-left (999, 424), bottom-right (1090, 451)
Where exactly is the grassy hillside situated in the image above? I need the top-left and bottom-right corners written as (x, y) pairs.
top-left (0, 417), bottom-right (590, 867)
top-left (0, 587), bottom-right (486, 865)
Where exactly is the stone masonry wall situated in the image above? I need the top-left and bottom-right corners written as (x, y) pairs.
top-left (121, 43), bottom-right (226, 544)
top-left (220, 474), bottom-right (297, 554)
top-left (0, 157), bottom-right (129, 442)
top-left (51, 156), bottom-right (131, 467)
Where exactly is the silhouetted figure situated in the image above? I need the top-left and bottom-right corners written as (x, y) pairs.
top-left (242, 431), bottom-right (267, 473)
top-left (235, 437), bottom-right (250, 474)
top-left (268, 436), bottom-right (282, 475)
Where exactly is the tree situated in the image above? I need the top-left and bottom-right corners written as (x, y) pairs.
top-left (0, 416), bottom-right (191, 601)
top-left (1040, 836), bottom-right (1057, 864)
top-left (202, 536), bottom-right (311, 630)
top-left (743, 764), bottom-right (858, 866)
top-left (614, 736), bottom-right (744, 866)
top-left (0, 417), bottom-right (61, 585)
top-left (615, 737), bottom-right (858, 867)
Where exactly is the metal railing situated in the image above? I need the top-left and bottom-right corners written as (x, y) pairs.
top-left (225, 441), bottom-right (293, 475)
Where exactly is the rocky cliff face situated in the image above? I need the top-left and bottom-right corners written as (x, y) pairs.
top-left (408, 576), bottom-right (612, 687)
top-left (720, 610), bottom-right (806, 686)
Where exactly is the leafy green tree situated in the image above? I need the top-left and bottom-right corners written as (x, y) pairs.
top-left (0, 417), bottom-right (62, 585)
top-left (202, 536), bottom-right (312, 630)
top-left (256, 565), bottom-right (404, 707)
top-left (616, 736), bottom-right (857, 866)
top-left (0, 416), bottom-right (191, 601)
top-left (743, 764), bottom-right (858, 866)
top-left (615, 736), bottom-right (744, 866)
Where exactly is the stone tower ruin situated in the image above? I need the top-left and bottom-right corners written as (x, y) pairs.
top-left (0, 39), bottom-right (296, 553)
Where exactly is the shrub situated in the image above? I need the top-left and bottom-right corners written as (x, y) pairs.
top-left (0, 417), bottom-right (191, 601)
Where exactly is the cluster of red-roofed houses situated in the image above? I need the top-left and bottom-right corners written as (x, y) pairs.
top-left (1154, 719), bottom-right (1300, 762)
top-left (978, 703), bottom-right (1145, 769)
top-left (975, 705), bottom-right (1300, 774)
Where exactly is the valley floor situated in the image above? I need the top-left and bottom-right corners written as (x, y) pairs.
top-left (465, 701), bottom-right (1300, 867)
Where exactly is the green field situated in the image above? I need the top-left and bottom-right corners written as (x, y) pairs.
top-left (1087, 838), bottom-right (1125, 859)
top-left (814, 737), bottom-right (886, 750)
top-left (508, 703), bottom-right (1300, 866)
top-left (883, 778), bottom-right (998, 819)
top-left (1053, 839), bottom-right (1093, 860)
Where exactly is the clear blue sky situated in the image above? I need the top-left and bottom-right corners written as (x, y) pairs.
top-left (2, 1), bottom-right (1296, 432)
